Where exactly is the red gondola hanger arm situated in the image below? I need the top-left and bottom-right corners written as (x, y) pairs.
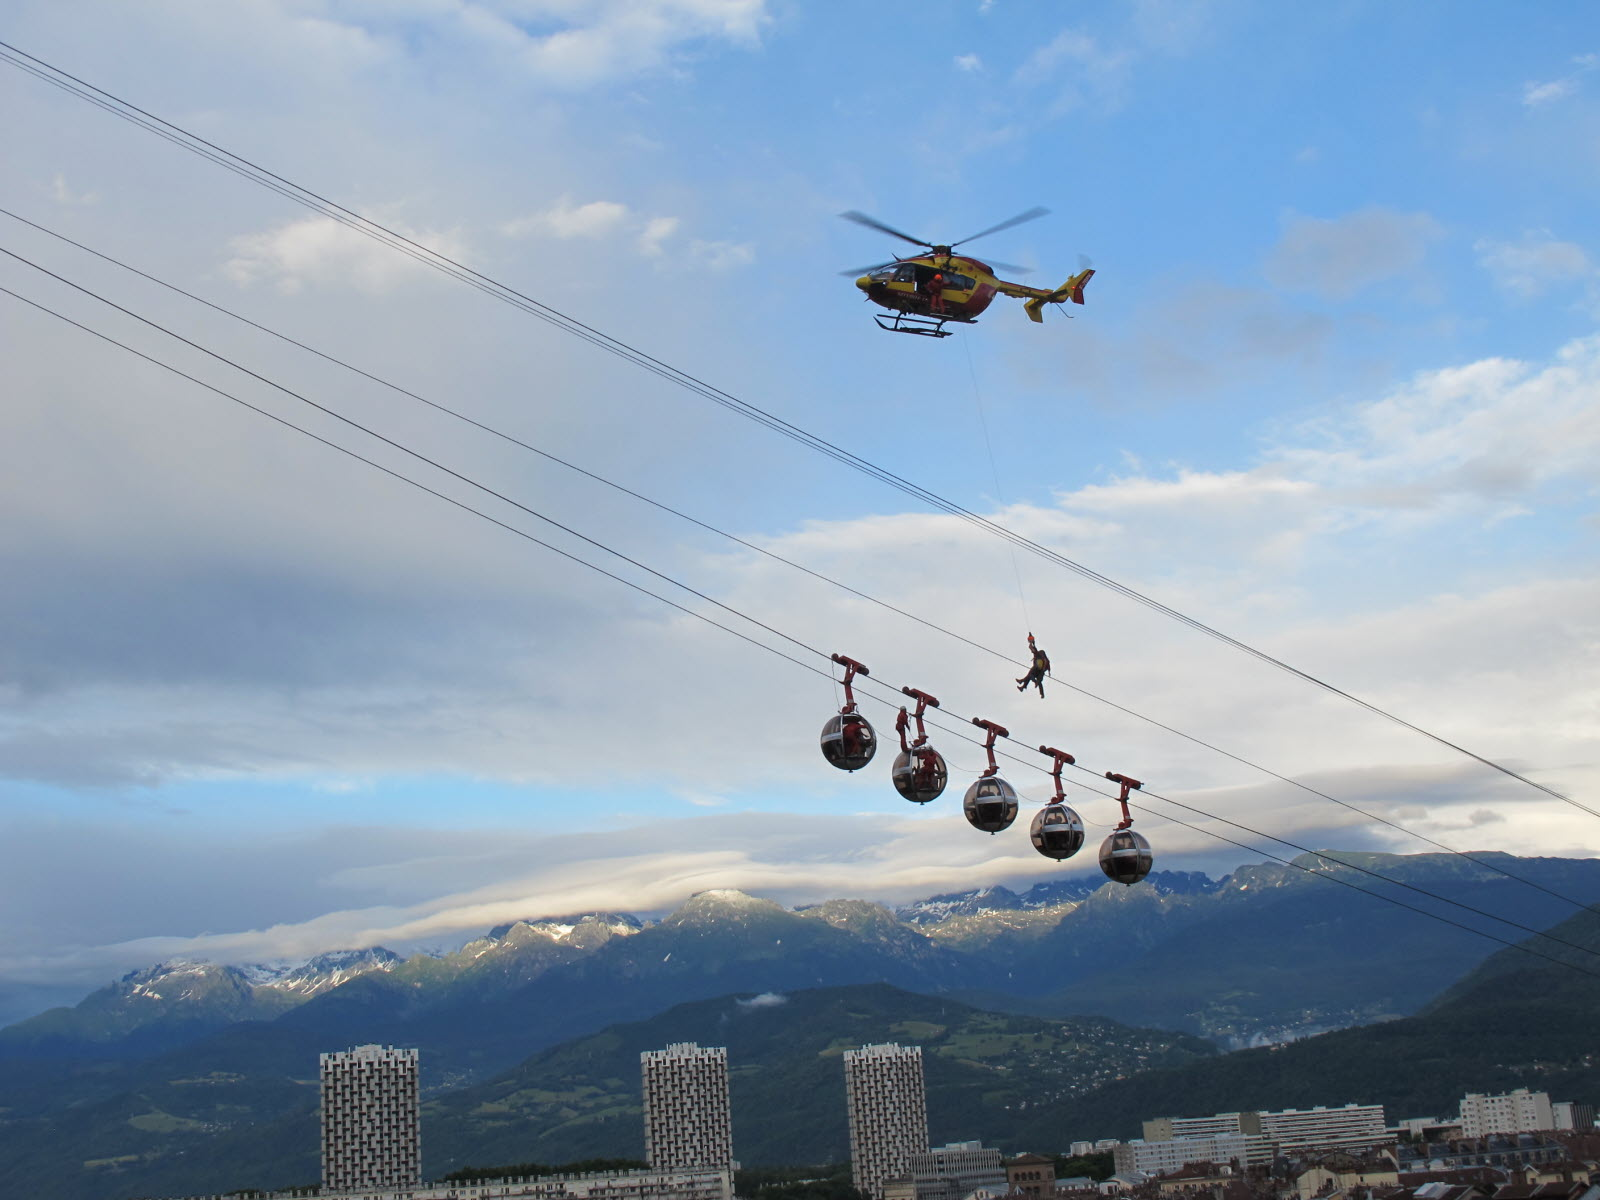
top-left (972, 718), bottom-right (1010, 777)
top-left (1039, 744), bottom-right (1076, 803)
top-left (1106, 771), bottom-right (1143, 830)
top-left (831, 653), bottom-right (869, 713)
top-left (900, 686), bottom-right (940, 745)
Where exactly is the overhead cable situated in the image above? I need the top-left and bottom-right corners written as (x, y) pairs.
top-left (1, 203), bottom-right (1583, 914)
top-left (0, 39), bottom-right (1590, 820)
top-left (4, 268), bottom-right (1598, 975)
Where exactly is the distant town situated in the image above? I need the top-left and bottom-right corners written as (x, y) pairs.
top-left (149, 1040), bottom-right (1598, 1200)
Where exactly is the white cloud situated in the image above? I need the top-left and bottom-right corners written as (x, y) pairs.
top-left (955, 54), bottom-right (982, 73)
top-left (224, 214), bottom-right (469, 294)
top-left (737, 991), bottom-right (788, 1008)
top-left (639, 215), bottom-right (681, 256)
top-left (1272, 334), bottom-right (1600, 510)
top-left (0, 799), bottom-right (1376, 982)
top-left (319, 0), bottom-right (771, 89)
top-left (1013, 29), bottom-right (1134, 114)
top-left (1524, 78), bottom-right (1578, 107)
top-left (1522, 52), bottom-right (1597, 107)
top-left (1264, 207), bottom-right (1443, 300)
top-left (1475, 231), bottom-right (1594, 300)
top-left (6, 324), bottom-right (1600, 995)
top-left (504, 197), bottom-right (632, 239)
top-left (503, 202), bottom-right (705, 261)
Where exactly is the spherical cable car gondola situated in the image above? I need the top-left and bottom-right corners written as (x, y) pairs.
top-left (892, 686), bottom-right (948, 804)
top-left (962, 718), bottom-right (1019, 834)
top-left (820, 654), bottom-right (877, 772)
top-left (1030, 745), bottom-right (1086, 860)
top-left (1032, 804), bottom-right (1086, 859)
top-left (1098, 772), bottom-right (1154, 885)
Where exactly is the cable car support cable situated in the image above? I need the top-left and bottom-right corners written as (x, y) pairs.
top-left (0, 205), bottom-right (1583, 914)
top-left (4, 272), bottom-right (1599, 973)
top-left (0, 38), bottom-right (1590, 820)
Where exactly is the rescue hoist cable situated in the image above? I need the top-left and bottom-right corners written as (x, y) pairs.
top-left (964, 335), bottom-right (1032, 633)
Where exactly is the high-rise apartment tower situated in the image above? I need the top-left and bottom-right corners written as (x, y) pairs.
top-left (641, 1042), bottom-right (733, 1170)
top-left (844, 1043), bottom-right (929, 1200)
top-left (319, 1043), bottom-right (421, 1192)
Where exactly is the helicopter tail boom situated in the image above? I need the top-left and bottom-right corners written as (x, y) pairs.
top-left (1022, 267), bottom-right (1095, 323)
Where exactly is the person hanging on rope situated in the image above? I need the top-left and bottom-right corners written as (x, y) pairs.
top-left (1016, 633), bottom-right (1050, 697)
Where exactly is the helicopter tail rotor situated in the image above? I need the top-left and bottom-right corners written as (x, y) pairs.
top-left (1023, 266), bottom-right (1095, 323)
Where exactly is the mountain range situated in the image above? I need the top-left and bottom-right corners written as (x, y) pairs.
top-left (11, 852), bottom-right (1597, 1066)
top-left (3, 851), bottom-right (1598, 1200)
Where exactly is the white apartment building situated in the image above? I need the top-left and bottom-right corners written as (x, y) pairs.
top-left (845, 1043), bottom-right (930, 1200)
top-left (1114, 1134), bottom-right (1271, 1177)
top-left (1259, 1104), bottom-right (1388, 1151)
top-left (1145, 1113), bottom-right (1264, 1141)
top-left (641, 1043), bottom-right (733, 1171)
top-left (159, 1164), bottom-right (736, 1200)
top-left (908, 1140), bottom-right (1008, 1200)
top-left (1460, 1089), bottom-right (1557, 1137)
top-left (1137, 1103), bottom-right (1387, 1160)
top-left (319, 1044), bottom-right (421, 1193)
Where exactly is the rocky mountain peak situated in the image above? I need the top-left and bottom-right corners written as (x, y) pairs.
top-left (663, 889), bottom-right (789, 926)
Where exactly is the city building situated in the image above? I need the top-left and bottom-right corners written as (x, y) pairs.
top-left (155, 1164), bottom-right (736, 1200)
top-left (1294, 1158), bottom-right (1400, 1200)
top-left (1006, 1152), bottom-right (1058, 1198)
top-left (1397, 1117), bottom-right (1465, 1141)
top-left (1141, 1104), bottom-right (1388, 1155)
top-left (845, 1043), bottom-right (930, 1200)
top-left (641, 1042), bottom-right (733, 1171)
top-left (1553, 1102), bottom-right (1595, 1132)
top-left (1144, 1113), bottom-right (1264, 1142)
top-left (1461, 1091), bottom-right (1557, 1138)
top-left (319, 1043), bottom-right (421, 1193)
top-left (1397, 1132), bottom-right (1567, 1172)
top-left (907, 1140), bottom-right (1008, 1200)
top-left (1114, 1133), bottom-right (1270, 1177)
top-left (1259, 1104), bottom-right (1389, 1152)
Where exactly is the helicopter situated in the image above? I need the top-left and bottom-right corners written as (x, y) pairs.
top-left (841, 208), bottom-right (1094, 338)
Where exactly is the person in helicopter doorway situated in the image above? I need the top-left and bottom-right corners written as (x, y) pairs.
top-left (925, 270), bottom-right (946, 313)
top-left (1016, 633), bottom-right (1050, 697)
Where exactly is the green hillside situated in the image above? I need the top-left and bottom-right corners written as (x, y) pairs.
top-left (421, 982), bottom-right (1216, 1173)
top-left (1009, 902), bottom-right (1600, 1145)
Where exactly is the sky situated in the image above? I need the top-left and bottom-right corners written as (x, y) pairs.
top-left (1, 0), bottom-right (1598, 1026)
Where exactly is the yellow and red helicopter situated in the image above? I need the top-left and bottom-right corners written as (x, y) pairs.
top-left (841, 208), bottom-right (1094, 338)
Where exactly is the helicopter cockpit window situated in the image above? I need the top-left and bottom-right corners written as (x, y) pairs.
top-left (868, 265), bottom-right (897, 282)
top-left (892, 264), bottom-right (918, 283)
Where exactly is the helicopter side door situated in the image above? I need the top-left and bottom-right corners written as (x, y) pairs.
top-left (865, 263), bottom-right (921, 294)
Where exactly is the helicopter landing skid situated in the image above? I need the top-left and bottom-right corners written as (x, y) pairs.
top-left (874, 312), bottom-right (962, 338)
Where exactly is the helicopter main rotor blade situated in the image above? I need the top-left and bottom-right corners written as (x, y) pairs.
top-left (975, 259), bottom-right (1034, 275)
top-left (839, 211), bottom-right (933, 249)
top-left (951, 206), bottom-right (1050, 247)
top-left (839, 260), bottom-right (901, 276)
